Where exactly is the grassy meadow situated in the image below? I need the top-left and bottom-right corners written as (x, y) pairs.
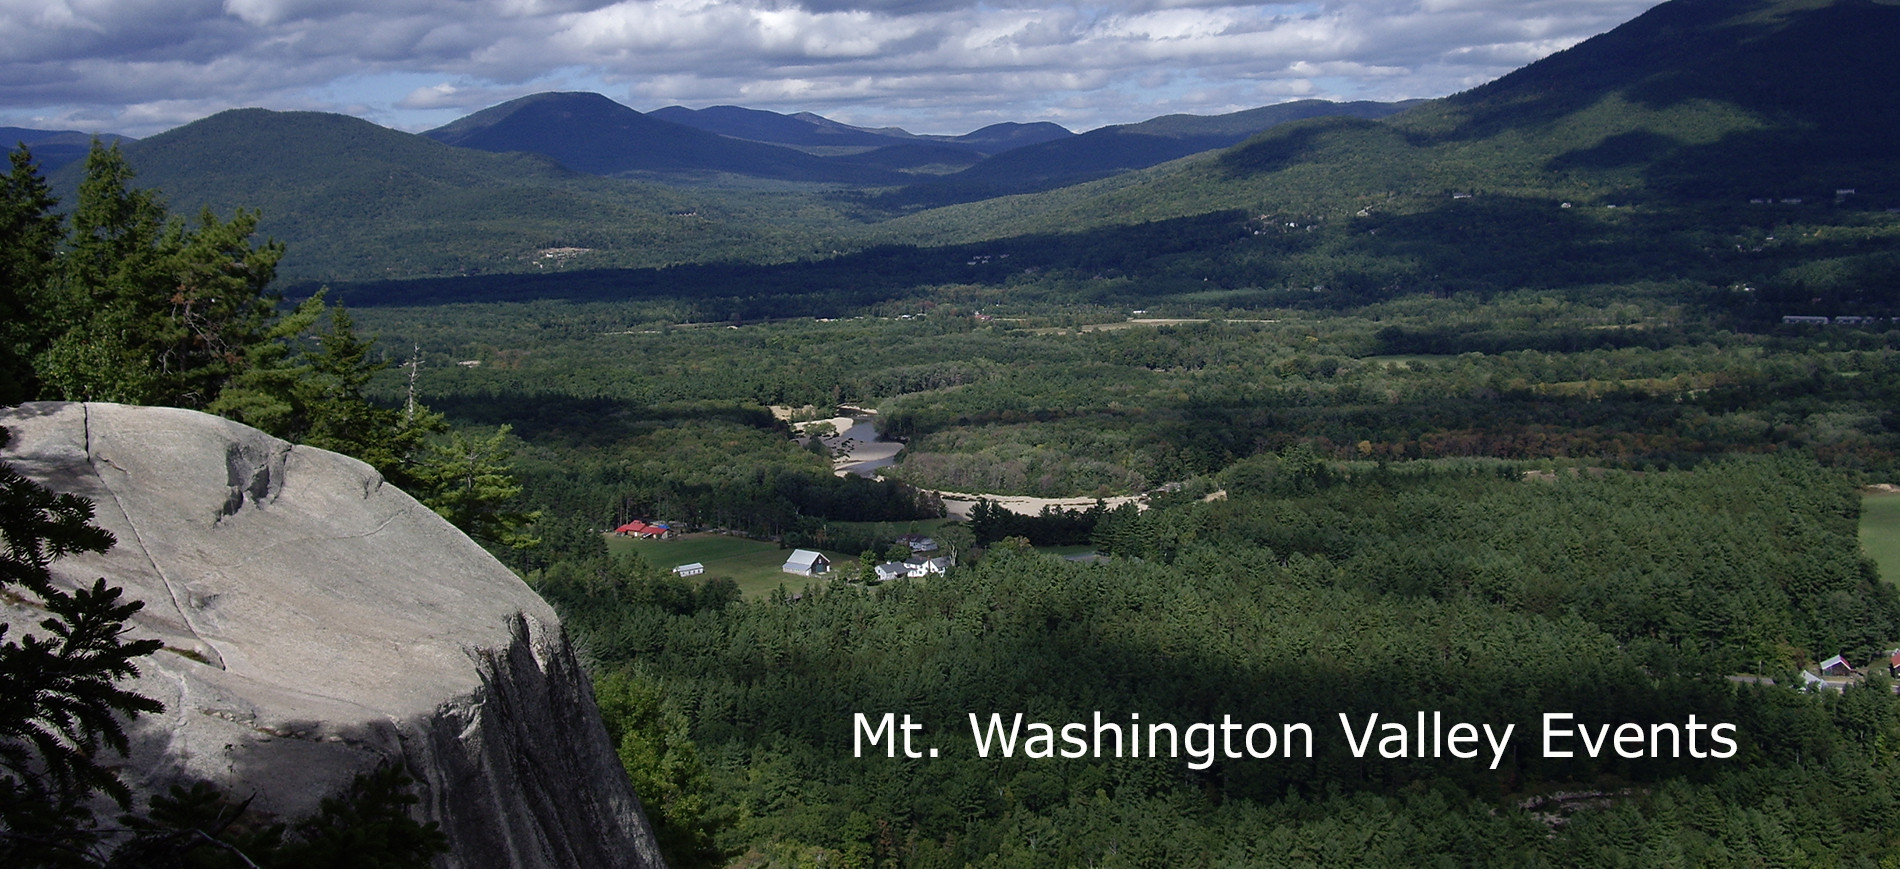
top-left (605, 532), bottom-right (851, 599)
top-left (1861, 491), bottom-right (1900, 583)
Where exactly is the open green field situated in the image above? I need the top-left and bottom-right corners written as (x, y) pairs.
top-left (1862, 493), bottom-right (1900, 584)
top-left (604, 532), bottom-right (851, 599)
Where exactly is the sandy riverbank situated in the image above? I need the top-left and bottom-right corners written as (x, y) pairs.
top-left (933, 490), bottom-right (1145, 519)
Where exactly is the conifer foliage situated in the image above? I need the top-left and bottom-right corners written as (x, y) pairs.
top-left (2, 143), bottom-right (459, 866)
top-left (0, 426), bottom-right (162, 862)
top-left (3, 141), bottom-right (534, 558)
top-left (30, 145), bottom-right (283, 408)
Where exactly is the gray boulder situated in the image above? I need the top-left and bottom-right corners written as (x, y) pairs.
top-left (0, 401), bottom-right (666, 869)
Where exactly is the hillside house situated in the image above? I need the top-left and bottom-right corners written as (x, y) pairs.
top-left (874, 562), bottom-right (910, 583)
top-left (672, 563), bottom-right (705, 577)
top-left (782, 549), bottom-right (831, 576)
top-left (897, 534), bottom-right (938, 554)
top-left (906, 556), bottom-right (953, 577)
top-left (1819, 654), bottom-right (1854, 677)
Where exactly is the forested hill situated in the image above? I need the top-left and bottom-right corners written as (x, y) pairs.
top-left (873, 99), bottom-right (1419, 210)
top-left (1434, 0), bottom-right (1900, 198)
top-left (844, 0), bottom-right (1900, 322)
top-left (0, 127), bottom-right (133, 171)
top-left (422, 92), bottom-right (915, 185)
top-left (57, 108), bottom-right (852, 284)
top-left (895, 0), bottom-right (1900, 241)
top-left (646, 105), bottom-right (1074, 156)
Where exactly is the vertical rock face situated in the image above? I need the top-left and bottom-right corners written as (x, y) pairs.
top-left (0, 402), bottom-right (667, 869)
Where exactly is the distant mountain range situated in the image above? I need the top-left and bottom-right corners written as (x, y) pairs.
top-left (44, 89), bottom-right (1422, 281)
top-left (27, 0), bottom-right (1898, 297)
top-left (646, 104), bottom-right (1073, 156)
top-left (893, 0), bottom-right (1900, 244)
top-left (875, 99), bottom-right (1420, 210)
top-left (52, 108), bottom-right (813, 284)
top-left (419, 91), bottom-right (1402, 192)
top-left (423, 92), bottom-right (920, 185)
top-left (3, 127), bottom-right (136, 171)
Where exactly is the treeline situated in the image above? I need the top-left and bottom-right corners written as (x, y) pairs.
top-left (535, 454), bottom-right (1900, 866)
top-left (316, 211), bottom-right (1255, 318)
top-left (3, 142), bottom-right (540, 553)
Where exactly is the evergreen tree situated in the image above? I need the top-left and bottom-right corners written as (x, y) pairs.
top-left (1, 426), bottom-right (164, 862)
top-left (33, 143), bottom-right (282, 408)
top-left (211, 294), bottom-right (444, 483)
top-left (412, 426), bottom-right (540, 552)
top-left (0, 147), bottom-right (62, 405)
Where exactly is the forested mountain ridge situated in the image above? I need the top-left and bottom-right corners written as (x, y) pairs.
top-left (646, 104), bottom-right (1074, 156)
top-left (32, 0), bottom-right (1900, 311)
top-left (424, 91), bottom-right (1417, 201)
top-left (898, 0), bottom-right (1900, 240)
top-left (0, 126), bottom-right (134, 171)
top-left (423, 92), bottom-right (918, 185)
top-left (864, 0), bottom-right (1900, 321)
top-left (68, 92), bottom-right (1418, 284)
top-left (55, 107), bottom-right (856, 283)
top-left (872, 99), bottom-right (1419, 210)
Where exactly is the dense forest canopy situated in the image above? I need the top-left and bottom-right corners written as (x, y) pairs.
top-left (539, 454), bottom-right (1900, 867)
top-left (341, 286), bottom-right (1900, 865)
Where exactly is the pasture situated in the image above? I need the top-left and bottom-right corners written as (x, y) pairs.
top-left (604, 532), bottom-right (847, 599)
top-left (1860, 491), bottom-right (1900, 584)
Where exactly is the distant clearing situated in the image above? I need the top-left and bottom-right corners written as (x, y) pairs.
top-left (1025, 318), bottom-right (1212, 334)
top-left (1362, 354), bottom-right (1455, 368)
top-left (604, 532), bottom-right (846, 599)
top-left (1860, 490), bottom-right (1900, 583)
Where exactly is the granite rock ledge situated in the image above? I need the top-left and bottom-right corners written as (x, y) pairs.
top-left (0, 401), bottom-right (666, 869)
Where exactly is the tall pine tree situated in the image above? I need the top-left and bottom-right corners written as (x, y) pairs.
top-left (33, 143), bottom-right (282, 408)
top-left (0, 147), bottom-right (62, 405)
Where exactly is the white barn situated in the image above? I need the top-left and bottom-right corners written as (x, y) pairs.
top-left (782, 549), bottom-right (831, 576)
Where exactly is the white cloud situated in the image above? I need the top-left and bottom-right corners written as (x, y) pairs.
top-left (0, 0), bottom-right (1663, 137)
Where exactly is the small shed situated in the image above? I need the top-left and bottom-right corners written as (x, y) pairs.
top-left (1819, 654), bottom-right (1854, 677)
top-left (782, 549), bottom-right (831, 576)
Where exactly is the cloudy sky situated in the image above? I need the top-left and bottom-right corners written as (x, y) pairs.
top-left (3, 0), bottom-right (1662, 138)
